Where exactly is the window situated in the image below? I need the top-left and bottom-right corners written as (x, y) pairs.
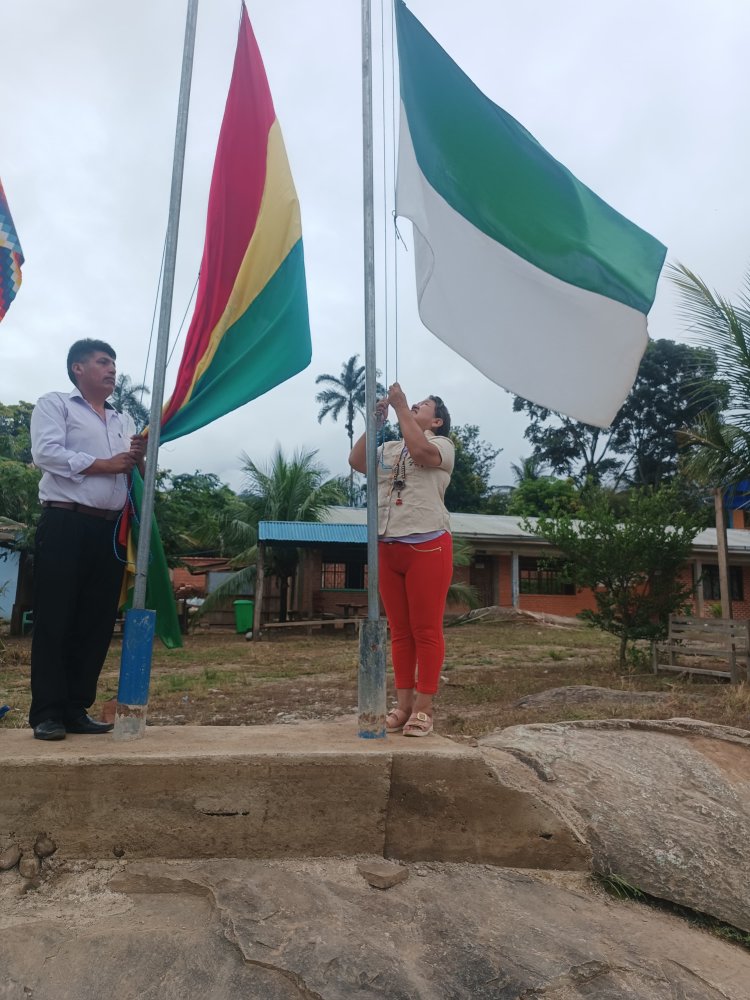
top-left (519, 556), bottom-right (575, 596)
top-left (700, 564), bottom-right (744, 602)
top-left (321, 560), bottom-right (368, 591)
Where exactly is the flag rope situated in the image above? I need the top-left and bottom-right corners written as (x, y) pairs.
top-left (140, 233), bottom-right (166, 408)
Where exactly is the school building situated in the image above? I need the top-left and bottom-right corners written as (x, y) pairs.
top-left (254, 506), bottom-right (750, 625)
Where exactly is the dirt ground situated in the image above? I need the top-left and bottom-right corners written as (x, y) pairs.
top-left (2, 611), bottom-right (750, 737)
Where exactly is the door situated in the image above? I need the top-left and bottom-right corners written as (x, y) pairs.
top-left (470, 554), bottom-right (496, 608)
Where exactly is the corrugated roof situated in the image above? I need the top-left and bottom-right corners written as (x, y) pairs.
top-left (259, 520), bottom-right (366, 544)
top-left (693, 527), bottom-right (750, 553)
top-left (319, 506), bottom-right (542, 542)
top-left (260, 507), bottom-right (750, 557)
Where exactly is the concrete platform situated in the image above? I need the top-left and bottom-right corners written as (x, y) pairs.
top-left (0, 718), bottom-right (589, 869)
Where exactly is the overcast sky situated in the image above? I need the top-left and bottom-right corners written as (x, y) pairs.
top-left (1, 0), bottom-right (748, 494)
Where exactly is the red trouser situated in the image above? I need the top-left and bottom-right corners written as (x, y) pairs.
top-left (378, 534), bottom-right (453, 695)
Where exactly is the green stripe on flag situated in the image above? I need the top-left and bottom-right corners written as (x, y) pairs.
top-left (126, 470), bottom-right (183, 649)
top-left (395, 1), bottom-right (666, 314)
top-left (160, 241), bottom-right (311, 443)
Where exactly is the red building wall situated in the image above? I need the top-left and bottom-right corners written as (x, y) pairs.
top-left (291, 544), bottom-right (750, 623)
top-left (686, 563), bottom-right (750, 620)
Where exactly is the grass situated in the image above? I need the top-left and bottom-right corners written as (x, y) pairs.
top-left (1, 615), bottom-right (749, 734)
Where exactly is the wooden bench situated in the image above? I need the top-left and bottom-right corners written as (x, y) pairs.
top-left (258, 617), bottom-right (360, 637)
top-left (652, 615), bottom-right (750, 683)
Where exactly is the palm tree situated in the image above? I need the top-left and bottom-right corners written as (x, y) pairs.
top-left (200, 446), bottom-right (346, 622)
top-left (110, 374), bottom-right (150, 432)
top-left (669, 262), bottom-right (750, 486)
top-left (510, 455), bottom-right (546, 485)
top-left (315, 355), bottom-right (384, 503)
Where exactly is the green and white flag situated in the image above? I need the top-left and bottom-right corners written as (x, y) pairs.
top-left (394, 2), bottom-right (667, 428)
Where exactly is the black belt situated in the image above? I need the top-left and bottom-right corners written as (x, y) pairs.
top-left (43, 501), bottom-right (121, 522)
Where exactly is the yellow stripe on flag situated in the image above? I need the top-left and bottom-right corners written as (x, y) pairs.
top-left (176, 121), bottom-right (302, 410)
top-left (118, 530), bottom-right (137, 612)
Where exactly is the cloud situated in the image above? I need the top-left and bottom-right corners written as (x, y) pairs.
top-left (2, 0), bottom-right (749, 490)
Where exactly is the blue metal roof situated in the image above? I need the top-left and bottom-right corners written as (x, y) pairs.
top-left (258, 520), bottom-right (367, 544)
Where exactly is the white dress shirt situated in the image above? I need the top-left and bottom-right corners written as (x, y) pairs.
top-left (31, 388), bottom-right (136, 510)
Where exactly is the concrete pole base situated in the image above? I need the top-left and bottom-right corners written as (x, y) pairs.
top-left (113, 704), bottom-right (147, 742)
top-left (358, 618), bottom-right (387, 738)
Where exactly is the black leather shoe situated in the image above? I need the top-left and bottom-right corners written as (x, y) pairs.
top-left (33, 719), bottom-right (66, 741)
top-left (65, 715), bottom-right (114, 734)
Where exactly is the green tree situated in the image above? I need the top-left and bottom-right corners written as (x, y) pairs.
top-left (315, 355), bottom-right (384, 504)
top-left (0, 401), bottom-right (34, 463)
top-left (110, 374), bottom-right (150, 432)
top-left (505, 454), bottom-right (579, 517)
top-left (510, 455), bottom-right (545, 485)
top-left (507, 476), bottom-right (579, 517)
top-left (0, 458), bottom-right (41, 524)
top-left (613, 338), bottom-right (727, 486)
top-left (445, 424), bottom-right (502, 513)
top-left (154, 470), bottom-right (242, 566)
top-left (669, 263), bottom-right (750, 488)
top-left (512, 339), bottom-right (727, 487)
top-left (531, 485), bottom-right (703, 668)
top-left (204, 447), bottom-right (346, 623)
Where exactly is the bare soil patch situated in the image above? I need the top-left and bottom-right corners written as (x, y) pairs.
top-left (2, 616), bottom-right (750, 737)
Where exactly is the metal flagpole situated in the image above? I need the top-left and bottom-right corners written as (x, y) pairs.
top-left (358, 0), bottom-right (387, 738)
top-left (113, 0), bottom-right (200, 741)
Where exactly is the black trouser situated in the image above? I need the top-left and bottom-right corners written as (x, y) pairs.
top-left (29, 507), bottom-right (125, 727)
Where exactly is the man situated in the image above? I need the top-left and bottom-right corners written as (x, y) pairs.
top-left (28, 339), bottom-right (146, 740)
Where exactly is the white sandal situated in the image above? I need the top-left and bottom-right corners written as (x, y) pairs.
top-left (403, 711), bottom-right (433, 737)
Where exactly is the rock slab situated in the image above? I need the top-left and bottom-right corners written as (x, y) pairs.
top-left (2, 859), bottom-right (749, 999)
top-left (481, 718), bottom-right (750, 933)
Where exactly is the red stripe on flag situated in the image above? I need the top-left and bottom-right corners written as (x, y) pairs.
top-left (162, 6), bottom-right (277, 427)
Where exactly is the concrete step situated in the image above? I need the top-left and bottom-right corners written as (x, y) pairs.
top-left (0, 718), bottom-right (589, 870)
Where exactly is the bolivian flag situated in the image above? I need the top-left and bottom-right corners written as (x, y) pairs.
top-left (160, 3), bottom-right (312, 442)
top-left (121, 5), bottom-right (311, 647)
top-left (395, 2), bottom-right (666, 428)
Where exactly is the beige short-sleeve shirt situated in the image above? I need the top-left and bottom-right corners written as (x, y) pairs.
top-left (377, 431), bottom-right (454, 537)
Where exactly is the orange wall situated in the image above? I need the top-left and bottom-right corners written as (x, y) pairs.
top-left (495, 554), bottom-right (598, 617)
top-left (293, 544), bottom-right (750, 622)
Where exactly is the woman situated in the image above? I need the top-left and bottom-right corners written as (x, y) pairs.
top-left (349, 383), bottom-right (454, 736)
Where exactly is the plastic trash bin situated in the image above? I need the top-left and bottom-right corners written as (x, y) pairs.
top-left (233, 600), bottom-right (254, 634)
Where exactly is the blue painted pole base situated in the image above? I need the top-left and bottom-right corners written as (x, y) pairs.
top-left (358, 618), bottom-right (387, 739)
top-left (113, 608), bottom-right (156, 742)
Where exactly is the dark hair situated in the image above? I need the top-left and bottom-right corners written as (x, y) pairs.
top-left (429, 395), bottom-right (451, 436)
top-left (67, 339), bottom-right (116, 386)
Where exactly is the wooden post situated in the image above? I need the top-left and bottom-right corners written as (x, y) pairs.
top-left (714, 489), bottom-right (740, 683)
top-left (252, 542), bottom-right (265, 640)
top-left (714, 489), bottom-right (732, 620)
top-left (694, 559), bottom-right (704, 618)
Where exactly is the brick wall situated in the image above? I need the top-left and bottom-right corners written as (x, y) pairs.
top-left (687, 562), bottom-right (750, 620)
top-left (292, 543), bottom-right (750, 623)
top-left (494, 554), bottom-right (597, 617)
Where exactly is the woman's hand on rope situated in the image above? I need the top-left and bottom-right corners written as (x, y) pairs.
top-left (375, 398), bottom-right (389, 428)
top-left (387, 382), bottom-right (409, 413)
